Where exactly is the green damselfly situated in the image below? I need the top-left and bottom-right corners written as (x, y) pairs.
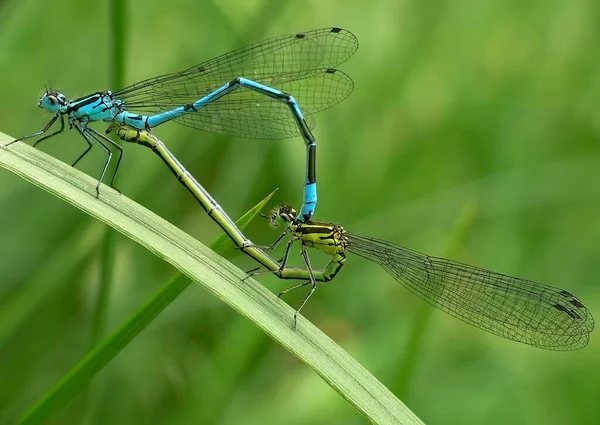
top-left (256, 205), bottom-right (594, 350)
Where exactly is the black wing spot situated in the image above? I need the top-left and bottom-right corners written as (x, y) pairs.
top-left (295, 32), bottom-right (307, 39)
top-left (570, 299), bottom-right (585, 308)
top-left (331, 28), bottom-right (342, 33)
top-left (553, 304), bottom-right (582, 320)
top-left (326, 68), bottom-right (337, 74)
top-left (559, 290), bottom-right (574, 298)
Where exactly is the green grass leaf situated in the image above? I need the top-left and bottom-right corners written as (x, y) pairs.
top-left (0, 132), bottom-right (424, 425)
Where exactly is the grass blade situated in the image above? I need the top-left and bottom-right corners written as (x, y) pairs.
top-left (0, 132), bottom-right (424, 425)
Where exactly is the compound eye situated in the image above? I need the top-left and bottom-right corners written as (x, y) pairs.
top-left (46, 95), bottom-right (59, 105)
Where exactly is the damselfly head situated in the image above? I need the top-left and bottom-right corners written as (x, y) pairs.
top-left (264, 205), bottom-right (298, 228)
top-left (277, 205), bottom-right (298, 222)
top-left (38, 89), bottom-right (67, 113)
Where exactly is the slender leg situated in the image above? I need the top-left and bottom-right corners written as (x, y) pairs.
top-left (243, 233), bottom-right (298, 280)
top-left (238, 227), bottom-right (290, 254)
top-left (87, 127), bottom-right (124, 191)
top-left (278, 280), bottom-right (311, 298)
top-left (4, 114), bottom-right (61, 147)
top-left (33, 115), bottom-right (65, 148)
top-left (256, 229), bottom-right (291, 250)
top-left (291, 248), bottom-right (318, 328)
top-left (71, 131), bottom-right (94, 168)
top-left (74, 126), bottom-right (113, 198)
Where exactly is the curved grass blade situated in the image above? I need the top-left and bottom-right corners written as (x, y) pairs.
top-left (0, 132), bottom-right (424, 425)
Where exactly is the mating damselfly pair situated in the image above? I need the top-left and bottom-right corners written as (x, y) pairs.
top-left (6, 27), bottom-right (594, 350)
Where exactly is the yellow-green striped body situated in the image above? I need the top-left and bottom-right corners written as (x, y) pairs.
top-left (290, 220), bottom-right (349, 281)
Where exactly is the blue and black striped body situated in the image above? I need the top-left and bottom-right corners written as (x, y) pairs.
top-left (10, 27), bottom-right (357, 221)
top-left (67, 92), bottom-right (123, 123)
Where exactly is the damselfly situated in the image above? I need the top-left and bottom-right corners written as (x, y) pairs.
top-left (257, 205), bottom-right (595, 350)
top-left (7, 27), bottom-right (358, 222)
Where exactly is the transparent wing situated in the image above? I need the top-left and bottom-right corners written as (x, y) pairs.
top-left (134, 69), bottom-right (352, 139)
top-left (347, 233), bottom-right (595, 350)
top-left (114, 27), bottom-right (358, 139)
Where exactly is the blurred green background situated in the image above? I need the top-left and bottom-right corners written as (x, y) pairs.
top-left (0, 0), bottom-right (599, 424)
